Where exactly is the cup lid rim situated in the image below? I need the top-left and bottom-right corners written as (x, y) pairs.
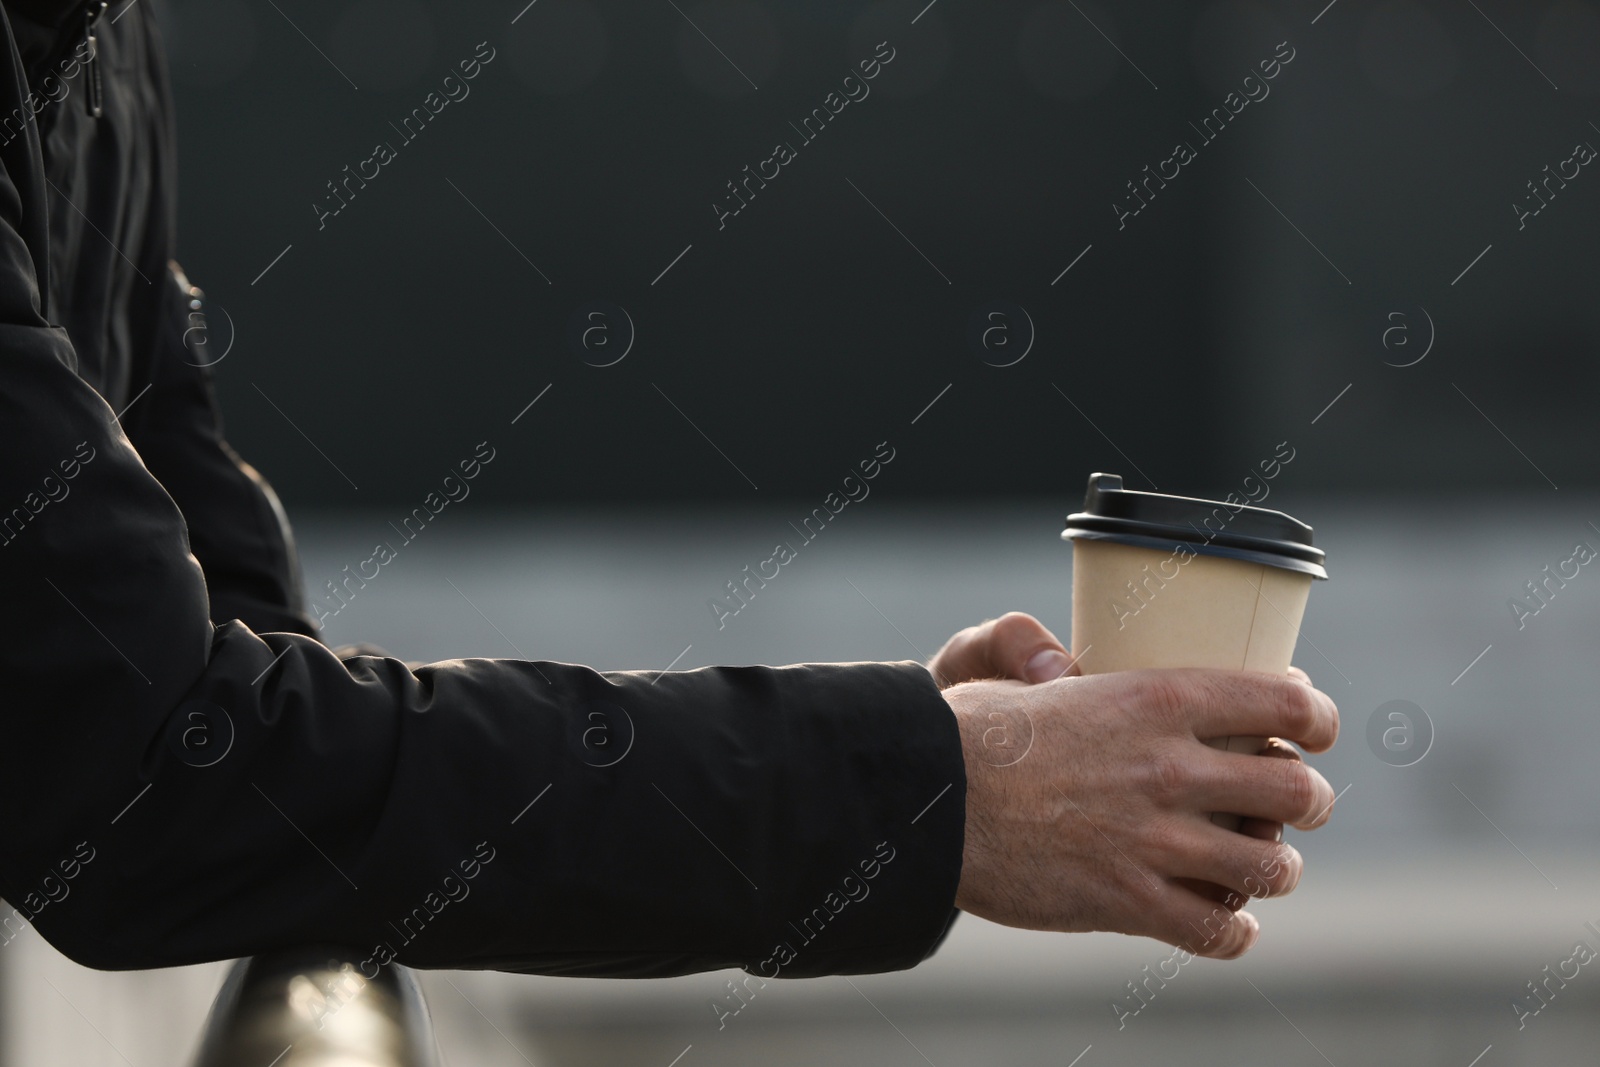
top-left (1062, 472), bottom-right (1328, 579)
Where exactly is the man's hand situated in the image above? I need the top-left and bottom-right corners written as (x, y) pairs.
top-left (928, 612), bottom-right (1079, 688)
top-left (946, 668), bottom-right (1339, 959)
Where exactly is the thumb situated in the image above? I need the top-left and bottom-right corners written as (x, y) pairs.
top-left (930, 612), bottom-right (1073, 686)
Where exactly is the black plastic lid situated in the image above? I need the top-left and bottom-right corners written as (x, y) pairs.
top-left (1062, 473), bottom-right (1328, 579)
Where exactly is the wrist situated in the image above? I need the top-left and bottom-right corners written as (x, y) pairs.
top-left (943, 683), bottom-right (1009, 915)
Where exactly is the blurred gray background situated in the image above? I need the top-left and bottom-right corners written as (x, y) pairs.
top-left (7, 0), bottom-right (1600, 1064)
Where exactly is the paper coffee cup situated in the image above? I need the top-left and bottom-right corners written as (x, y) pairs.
top-left (1061, 473), bottom-right (1328, 830)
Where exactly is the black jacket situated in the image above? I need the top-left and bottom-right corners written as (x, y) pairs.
top-left (0, 2), bottom-right (965, 977)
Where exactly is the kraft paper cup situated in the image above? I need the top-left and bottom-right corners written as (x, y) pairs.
top-left (1062, 473), bottom-right (1328, 831)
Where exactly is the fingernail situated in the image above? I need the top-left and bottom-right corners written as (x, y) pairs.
top-left (1024, 648), bottom-right (1071, 683)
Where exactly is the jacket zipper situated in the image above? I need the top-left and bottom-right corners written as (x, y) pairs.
top-left (83, 1), bottom-right (107, 118)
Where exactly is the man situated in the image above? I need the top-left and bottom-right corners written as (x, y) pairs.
top-left (0, 2), bottom-right (1336, 977)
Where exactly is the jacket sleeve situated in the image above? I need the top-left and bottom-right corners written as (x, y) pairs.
top-left (117, 263), bottom-right (318, 638)
top-left (0, 75), bottom-right (965, 982)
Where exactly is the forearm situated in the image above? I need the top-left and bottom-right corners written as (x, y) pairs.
top-left (17, 632), bottom-right (967, 976)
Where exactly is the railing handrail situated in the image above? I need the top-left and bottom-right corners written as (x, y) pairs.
top-left (190, 947), bottom-right (442, 1067)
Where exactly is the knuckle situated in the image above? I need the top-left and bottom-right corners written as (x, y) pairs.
top-left (992, 611), bottom-right (1036, 642)
top-left (1142, 749), bottom-right (1191, 799)
top-left (1276, 679), bottom-right (1319, 739)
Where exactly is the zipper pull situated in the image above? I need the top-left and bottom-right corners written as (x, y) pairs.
top-left (84, 2), bottom-right (107, 118)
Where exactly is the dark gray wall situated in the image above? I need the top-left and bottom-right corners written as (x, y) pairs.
top-left (161, 0), bottom-right (1600, 508)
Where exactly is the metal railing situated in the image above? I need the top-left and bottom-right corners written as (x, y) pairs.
top-left (189, 947), bottom-right (443, 1067)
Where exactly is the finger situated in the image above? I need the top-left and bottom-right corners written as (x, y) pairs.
top-left (926, 624), bottom-right (985, 688)
top-left (1288, 666), bottom-right (1312, 685)
top-left (929, 612), bottom-right (1071, 687)
top-left (1130, 668), bottom-right (1340, 753)
top-left (1177, 745), bottom-right (1338, 829)
top-left (995, 612), bottom-right (1074, 683)
top-left (1238, 741), bottom-right (1296, 841)
top-left (1142, 883), bottom-right (1261, 960)
top-left (1172, 831), bottom-right (1303, 901)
